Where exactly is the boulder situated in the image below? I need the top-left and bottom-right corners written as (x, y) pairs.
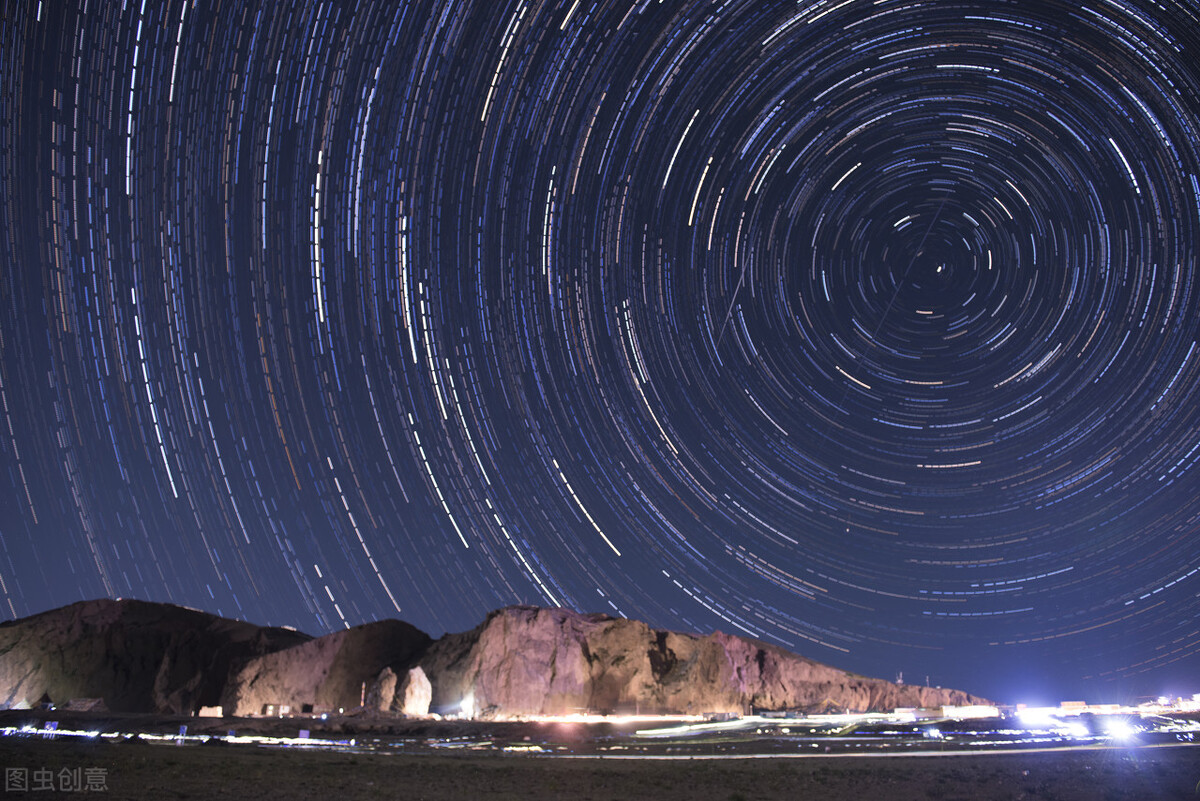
top-left (397, 666), bottom-right (431, 716)
top-left (365, 667), bottom-right (398, 711)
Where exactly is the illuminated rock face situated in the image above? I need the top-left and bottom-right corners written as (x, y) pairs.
top-left (416, 606), bottom-right (989, 719)
top-left (0, 600), bottom-right (987, 718)
top-left (398, 666), bottom-right (431, 716)
top-left (224, 619), bottom-right (430, 716)
top-left (0, 599), bottom-right (307, 714)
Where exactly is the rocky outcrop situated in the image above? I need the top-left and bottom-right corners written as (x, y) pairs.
top-left (0, 600), bottom-right (988, 719)
top-left (225, 619), bottom-right (431, 716)
top-left (365, 667), bottom-right (398, 711)
top-left (363, 665), bottom-right (431, 715)
top-left (395, 666), bottom-right (430, 715)
top-left (418, 606), bottom-right (989, 718)
top-left (0, 599), bottom-right (308, 714)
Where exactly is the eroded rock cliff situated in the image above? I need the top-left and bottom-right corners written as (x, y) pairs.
top-left (417, 606), bottom-right (988, 718)
top-left (225, 619), bottom-right (430, 715)
top-left (0, 599), bottom-right (308, 714)
top-left (0, 600), bottom-right (988, 718)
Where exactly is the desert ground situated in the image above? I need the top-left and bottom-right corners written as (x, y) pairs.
top-left (2, 730), bottom-right (1198, 800)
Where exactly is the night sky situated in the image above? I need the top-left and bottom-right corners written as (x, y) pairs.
top-left (4, 0), bottom-right (1200, 706)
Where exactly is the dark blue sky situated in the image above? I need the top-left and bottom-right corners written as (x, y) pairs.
top-left (3, 0), bottom-right (1200, 706)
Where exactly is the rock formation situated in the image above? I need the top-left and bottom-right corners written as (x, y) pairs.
top-left (0, 600), bottom-right (989, 718)
top-left (0, 599), bottom-right (307, 714)
top-left (225, 619), bottom-right (430, 716)
top-left (397, 666), bottom-right (432, 716)
top-left (417, 606), bottom-right (990, 718)
top-left (365, 667), bottom-right (398, 711)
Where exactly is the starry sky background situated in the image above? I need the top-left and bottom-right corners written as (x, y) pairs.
top-left (4, 0), bottom-right (1200, 705)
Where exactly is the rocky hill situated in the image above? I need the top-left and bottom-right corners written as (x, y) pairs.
top-left (416, 606), bottom-right (988, 717)
top-left (0, 599), bottom-right (308, 714)
top-left (0, 600), bottom-right (989, 717)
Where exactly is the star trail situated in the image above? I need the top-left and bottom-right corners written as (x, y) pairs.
top-left (4, 0), bottom-right (1200, 703)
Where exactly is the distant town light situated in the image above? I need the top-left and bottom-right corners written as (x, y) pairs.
top-left (1105, 719), bottom-right (1135, 740)
top-left (1017, 707), bottom-right (1056, 728)
top-left (1063, 721), bottom-right (1089, 738)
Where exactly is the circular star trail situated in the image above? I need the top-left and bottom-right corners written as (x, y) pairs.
top-left (4, 0), bottom-right (1200, 702)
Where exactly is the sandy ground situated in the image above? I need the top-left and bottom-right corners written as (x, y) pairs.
top-left (1, 736), bottom-right (1198, 800)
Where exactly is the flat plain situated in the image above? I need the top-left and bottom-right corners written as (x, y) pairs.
top-left (2, 734), bottom-right (1198, 800)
